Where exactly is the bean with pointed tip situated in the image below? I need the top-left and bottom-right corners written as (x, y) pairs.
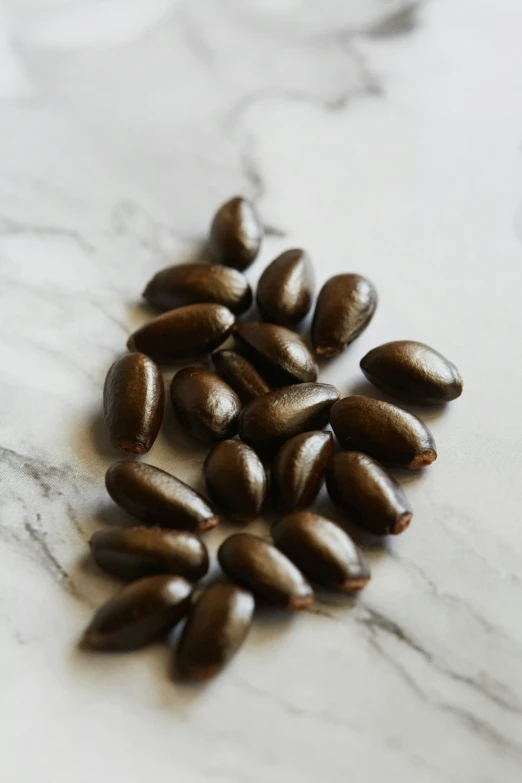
top-left (271, 431), bottom-right (334, 513)
top-left (239, 382), bottom-right (340, 456)
top-left (326, 451), bottom-right (413, 535)
top-left (256, 248), bottom-right (314, 328)
top-left (143, 263), bottom-right (252, 315)
top-left (330, 395), bottom-right (436, 470)
top-left (177, 583), bottom-right (254, 681)
top-left (170, 367), bottom-right (242, 443)
top-left (103, 352), bottom-right (164, 454)
top-left (204, 440), bottom-right (267, 524)
top-left (218, 533), bottom-right (314, 610)
top-left (272, 512), bottom-right (371, 591)
top-left (234, 322), bottom-right (317, 385)
top-left (80, 575), bottom-right (193, 651)
top-left (208, 196), bottom-right (263, 270)
top-left (90, 527), bottom-right (209, 581)
top-left (211, 349), bottom-right (272, 403)
top-left (105, 461), bottom-right (218, 533)
top-left (312, 274), bottom-right (377, 357)
top-left (127, 303), bottom-right (235, 364)
top-left (360, 340), bottom-right (463, 405)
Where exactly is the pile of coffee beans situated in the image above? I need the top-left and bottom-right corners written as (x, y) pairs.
top-left (81, 196), bottom-right (463, 681)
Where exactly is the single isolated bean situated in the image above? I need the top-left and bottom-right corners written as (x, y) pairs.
top-left (208, 196), bottom-right (263, 270)
top-left (271, 431), bottom-right (334, 513)
top-left (90, 527), bottom-right (209, 581)
top-left (360, 340), bottom-right (463, 405)
top-left (256, 248), bottom-right (314, 328)
top-left (234, 322), bottom-right (318, 385)
top-left (170, 367), bottom-right (242, 443)
top-left (330, 395), bottom-right (437, 470)
top-left (211, 349), bottom-right (272, 403)
top-left (326, 451), bottom-right (413, 535)
top-left (218, 533), bottom-right (314, 610)
top-left (177, 583), bottom-right (255, 681)
top-left (272, 511), bottom-right (371, 591)
top-left (81, 575), bottom-right (193, 651)
top-left (312, 274), bottom-right (377, 357)
top-left (105, 461), bottom-right (218, 533)
top-left (204, 440), bottom-right (267, 524)
top-left (103, 352), bottom-right (164, 454)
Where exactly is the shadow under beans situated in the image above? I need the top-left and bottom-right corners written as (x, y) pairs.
top-left (347, 377), bottom-right (449, 425)
top-left (86, 410), bottom-right (131, 462)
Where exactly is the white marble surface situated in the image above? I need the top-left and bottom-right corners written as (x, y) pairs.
top-left (1, 1), bottom-right (522, 781)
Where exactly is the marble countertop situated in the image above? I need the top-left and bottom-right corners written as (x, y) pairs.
top-left (1, 1), bottom-right (522, 781)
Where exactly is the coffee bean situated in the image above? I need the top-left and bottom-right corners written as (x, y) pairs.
top-left (234, 322), bottom-right (318, 385)
top-left (105, 461), bottom-right (218, 533)
top-left (239, 383), bottom-right (340, 456)
top-left (312, 274), bottom-right (377, 357)
top-left (90, 527), bottom-right (209, 581)
top-left (256, 248), bottom-right (314, 327)
top-left (271, 431), bottom-right (334, 514)
top-left (330, 395), bottom-right (436, 470)
top-left (326, 451), bottom-right (413, 535)
top-left (204, 440), bottom-right (267, 524)
top-left (360, 340), bottom-right (463, 405)
top-left (272, 511), bottom-right (371, 591)
top-left (208, 196), bottom-right (263, 270)
top-left (211, 349), bottom-right (272, 403)
top-left (218, 533), bottom-right (314, 610)
top-left (143, 263), bottom-right (252, 315)
top-left (127, 303), bottom-right (235, 364)
top-left (170, 367), bottom-right (242, 442)
top-left (103, 352), bottom-right (164, 454)
top-left (81, 575), bottom-right (193, 651)
top-left (177, 583), bottom-right (254, 681)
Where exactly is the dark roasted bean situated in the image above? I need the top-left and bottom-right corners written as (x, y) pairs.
top-left (208, 196), bottom-right (263, 270)
top-left (177, 583), bottom-right (254, 681)
top-left (211, 349), bottom-right (272, 403)
top-left (234, 322), bottom-right (317, 385)
top-left (204, 440), bottom-right (267, 524)
top-left (326, 451), bottom-right (413, 535)
top-left (271, 431), bottom-right (334, 513)
top-left (105, 461), bottom-right (218, 533)
top-left (90, 527), bottom-right (209, 581)
top-left (127, 303), bottom-right (235, 364)
top-left (103, 352), bottom-right (164, 454)
top-left (218, 533), bottom-right (314, 610)
top-left (330, 395), bottom-right (436, 470)
top-left (272, 511), bottom-right (371, 591)
top-left (81, 575), bottom-right (193, 651)
top-left (312, 274), bottom-right (377, 357)
top-left (170, 367), bottom-right (242, 442)
top-left (256, 248), bottom-right (314, 328)
top-left (143, 263), bottom-right (252, 315)
top-left (239, 383), bottom-right (340, 456)
top-left (360, 340), bottom-right (463, 405)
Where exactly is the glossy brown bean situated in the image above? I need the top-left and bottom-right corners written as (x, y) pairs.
top-left (218, 533), bottom-right (314, 610)
top-left (208, 196), bottom-right (263, 270)
top-left (103, 352), bottom-right (164, 454)
top-left (360, 340), bottom-right (463, 405)
top-left (271, 431), bottom-right (334, 514)
top-left (239, 383), bottom-right (340, 456)
top-left (234, 322), bottom-right (317, 385)
top-left (204, 440), bottom-right (267, 524)
top-left (326, 451), bottom-right (413, 535)
top-left (170, 367), bottom-right (242, 442)
top-left (90, 527), bottom-right (209, 581)
top-left (272, 512), bottom-right (371, 591)
top-left (81, 575), bottom-right (193, 651)
top-left (211, 349), bottom-right (272, 403)
top-left (177, 583), bottom-right (254, 681)
top-left (330, 395), bottom-right (437, 470)
top-left (127, 303), bottom-right (235, 364)
top-left (256, 249), bottom-right (314, 327)
top-left (105, 461), bottom-right (218, 533)
top-left (312, 274), bottom-right (377, 357)
top-left (143, 263), bottom-right (252, 315)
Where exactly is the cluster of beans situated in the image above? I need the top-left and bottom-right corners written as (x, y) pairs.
top-left (81, 196), bottom-right (463, 682)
